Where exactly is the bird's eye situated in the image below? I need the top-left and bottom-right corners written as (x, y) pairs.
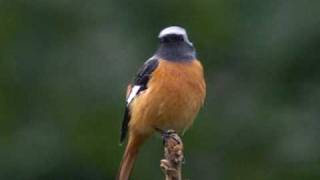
top-left (160, 35), bottom-right (184, 43)
top-left (173, 35), bottom-right (183, 41)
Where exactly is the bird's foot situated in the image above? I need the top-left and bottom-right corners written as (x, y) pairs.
top-left (161, 130), bottom-right (181, 145)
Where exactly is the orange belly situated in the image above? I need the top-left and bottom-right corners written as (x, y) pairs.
top-left (129, 59), bottom-right (206, 136)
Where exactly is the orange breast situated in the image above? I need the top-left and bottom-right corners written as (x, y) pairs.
top-left (129, 59), bottom-right (206, 136)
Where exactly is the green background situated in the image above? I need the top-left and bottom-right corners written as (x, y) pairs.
top-left (1, 0), bottom-right (320, 179)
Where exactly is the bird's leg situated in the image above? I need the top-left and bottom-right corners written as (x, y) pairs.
top-left (160, 130), bottom-right (184, 180)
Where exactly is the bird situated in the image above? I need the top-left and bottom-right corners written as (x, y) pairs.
top-left (118, 26), bottom-right (206, 180)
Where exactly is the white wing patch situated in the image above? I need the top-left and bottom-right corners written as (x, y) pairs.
top-left (126, 85), bottom-right (141, 104)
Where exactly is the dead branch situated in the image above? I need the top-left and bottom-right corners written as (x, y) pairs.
top-left (160, 130), bottom-right (184, 180)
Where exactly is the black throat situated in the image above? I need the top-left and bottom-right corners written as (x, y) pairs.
top-left (155, 42), bottom-right (196, 61)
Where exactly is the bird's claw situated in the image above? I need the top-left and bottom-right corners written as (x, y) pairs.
top-left (161, 129), bottom-right (181, 145)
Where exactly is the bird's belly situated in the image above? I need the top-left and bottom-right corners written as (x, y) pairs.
top-left (150, 87), bottom-right (199, 132)
top-left (129, 60), bottom-right (206, 135)
top-left (130, 80), bottom-right (204, 134)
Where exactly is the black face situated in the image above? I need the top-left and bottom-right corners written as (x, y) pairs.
top-left (160, 34), bottom-right (184, 44)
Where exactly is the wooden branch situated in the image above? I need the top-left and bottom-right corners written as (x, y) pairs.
top-left (160, 130), bottom-right (184, 180)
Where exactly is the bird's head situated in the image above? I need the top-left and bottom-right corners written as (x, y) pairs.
top-left (158, 26), bottom-right (193, 47)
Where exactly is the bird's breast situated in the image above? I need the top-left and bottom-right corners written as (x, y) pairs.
top-left (130, 59), bottom-right (206, 134)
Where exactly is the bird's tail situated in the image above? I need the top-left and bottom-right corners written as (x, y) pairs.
top-left (117, 134), bottom-right (145, 180)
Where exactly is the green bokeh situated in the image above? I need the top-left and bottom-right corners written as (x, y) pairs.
top-left (1, 0), bottom-right (320, 179)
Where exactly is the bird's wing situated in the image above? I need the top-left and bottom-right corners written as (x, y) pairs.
top-left (120, 57), bottom-right (159, 144)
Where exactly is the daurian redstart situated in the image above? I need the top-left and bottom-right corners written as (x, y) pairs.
top-left (118, 26), bottom-right (206, 180)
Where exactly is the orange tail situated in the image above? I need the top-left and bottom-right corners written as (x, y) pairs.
top-left (118, 134), bottom-right (145, 180)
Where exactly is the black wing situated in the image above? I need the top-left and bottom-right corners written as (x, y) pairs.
top-left (120, 58), bottom-right (159, 144)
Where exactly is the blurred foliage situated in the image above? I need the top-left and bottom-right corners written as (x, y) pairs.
top-left (1, 0), bottom-right (320, 179)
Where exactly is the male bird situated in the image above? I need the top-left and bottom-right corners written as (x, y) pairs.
top-left (118, 26), bottom-right (206, 180)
